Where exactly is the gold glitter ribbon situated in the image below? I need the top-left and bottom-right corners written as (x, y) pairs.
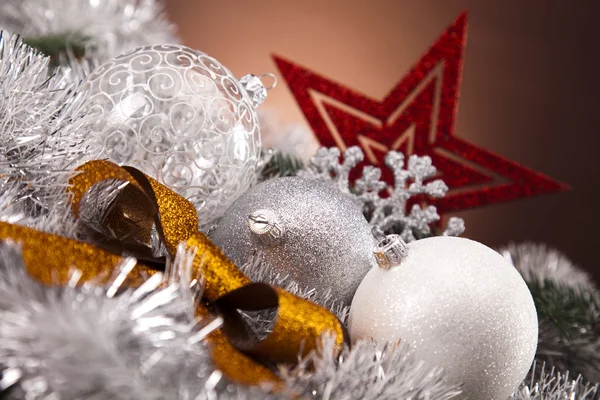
top-left (66, 160), bottom-right (348, 385)
top-left (0, 221), bottom-right (155, 286)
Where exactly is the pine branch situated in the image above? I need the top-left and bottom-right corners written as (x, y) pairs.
top-left (259, 151), bottom-right (304, 181)
top-left (502, 243), bottom-right (600, 384)
top-left (23, 34), bottom-right (88, 64)
top-left (528, 278), bottom-right (600, 339)
top-left (527, 277), bottom-right (600, 384)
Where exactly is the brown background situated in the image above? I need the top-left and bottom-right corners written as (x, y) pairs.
top-left (165, 0), bottom-right (600, 282)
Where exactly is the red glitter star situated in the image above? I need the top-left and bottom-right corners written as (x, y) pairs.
top-left (273, 12), bottom-right (568, 215)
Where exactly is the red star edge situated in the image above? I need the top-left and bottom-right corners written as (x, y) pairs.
top-left (273, 12), bottom-right (568, 215)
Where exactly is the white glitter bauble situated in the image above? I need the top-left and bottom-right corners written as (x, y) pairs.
top-left (349, 236), bottom-right (538, 400)
top-left (210, 177), bottom-right (377, 305)
top-left (81, 44), bottom-right (267, 226)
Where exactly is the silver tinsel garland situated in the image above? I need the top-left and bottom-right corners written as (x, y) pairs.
top-left (282, 336), bottom-right (461, 400)
top-left (511, 362), bottom-right (598, 400)
top-left (1, 235), bottom-right (598, 399)
top-left (0, 31), bottom-right (99, 229)
top-left (0, 0), bottom-right (177, 62)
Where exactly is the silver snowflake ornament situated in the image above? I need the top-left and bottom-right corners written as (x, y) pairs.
top-left (299, 146), bottom-right (465, 242)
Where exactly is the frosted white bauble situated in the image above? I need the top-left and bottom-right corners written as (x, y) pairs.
top-left (349, 236), bottom-right (538, 400)
top-left (81, 44), bottom-right (265, 226)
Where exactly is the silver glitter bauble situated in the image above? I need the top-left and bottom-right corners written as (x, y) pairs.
top-left (210, 177), bottom-right (377, 304)
top-left (349, 236), bottom-right (538, 400)
top-left (81, 44), bottom-right (268, 226)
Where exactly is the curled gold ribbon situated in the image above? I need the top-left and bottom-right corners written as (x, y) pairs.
top-left (66, 160), bottom-right (348, 385)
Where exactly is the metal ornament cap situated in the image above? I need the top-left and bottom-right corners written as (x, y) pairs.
top-left (374, 234), bottom-right (408, 269)
top-left (248, 209), bottom-right (284, 245)
top-left (240, 73), bottom-right (277, 107)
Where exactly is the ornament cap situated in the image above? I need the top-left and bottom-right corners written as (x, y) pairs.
top-left (248, 209), bottom-right (284, 244)
top-left (240, 73), bottom-right (277, 107)
top-left (372, 229), bottom-right (408, 269)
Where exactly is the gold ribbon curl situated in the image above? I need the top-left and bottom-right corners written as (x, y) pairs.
top-left (60, 160), bottom-right (348, 385)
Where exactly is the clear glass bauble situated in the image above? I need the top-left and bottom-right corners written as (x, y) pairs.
top-left (81, 44), bottom-right (262, 226)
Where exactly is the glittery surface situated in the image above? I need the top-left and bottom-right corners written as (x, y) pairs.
top-left (216, 284), bottom-right (346, 363)
top-left (263, 286), bottom-right (345, 361)
top-left (187, 231), bottom-right (250, 300)
top-left (144, 174), bottom-right (199, 254)
top-left (274, 12), bottom-right (568, 216)
top-left (211, 176), bottom-right (377, 305)
top-left (70, 160), bottom-right (142, 218)
top-left (207, 330), bottom-right (281, 388)
top-left (349, 236), bottom-right (538, 400)
top-left (0, 221), bottom-right (154, 286)
top-left (194, 306), bottom-right (281, 388)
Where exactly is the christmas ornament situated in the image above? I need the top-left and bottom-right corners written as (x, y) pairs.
top-left (81, 44), bottom-right (273, 226)
top-left (349, 235), bottom-right (538, 400)
top-left (299, 146), bottom-right (465, 241)
top-left (274, 12), bottom-right (568, 216)
top-left (210, 176), bottom-right (377, 305)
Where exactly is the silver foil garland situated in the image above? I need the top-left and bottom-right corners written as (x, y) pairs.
top-left (0, 31), bottom-right (99, 224)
